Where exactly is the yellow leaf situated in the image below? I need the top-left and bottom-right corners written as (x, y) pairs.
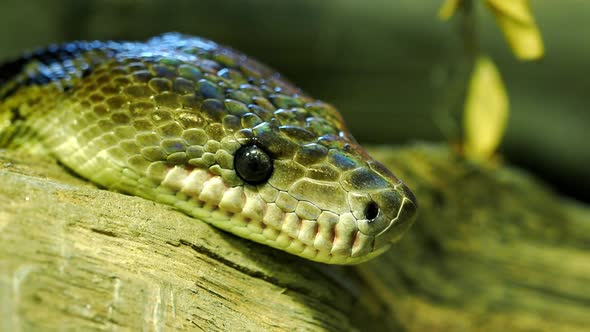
top-left (438, 0), bottom-right (463, 21)
top-left (485, 0), bottom-right (544, 60)
top-left (464, 56), bottom-right (509, 160)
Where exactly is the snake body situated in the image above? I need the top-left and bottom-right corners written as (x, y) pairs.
top-left (0, 33), bottom-right (417, 264)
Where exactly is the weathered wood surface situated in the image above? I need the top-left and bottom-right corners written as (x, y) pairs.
top-left (361, 146), bottom-right (590, 331)
top-left (1, 144), bottom-right (589, 331)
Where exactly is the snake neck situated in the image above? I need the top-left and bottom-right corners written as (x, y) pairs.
top-left (0, 41), bottom-right (119, 148)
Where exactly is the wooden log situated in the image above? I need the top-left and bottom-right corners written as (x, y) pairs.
top-left (360, 145), bottom-right (590, 331)
top-left (1, 144), bottom-right (588, 331)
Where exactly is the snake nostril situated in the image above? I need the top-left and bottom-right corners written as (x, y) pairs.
top-left (364, 201), bottom-right (380, 221)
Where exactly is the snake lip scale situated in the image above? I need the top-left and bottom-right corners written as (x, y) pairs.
top-left (0, 33), bottom-right (417, 264)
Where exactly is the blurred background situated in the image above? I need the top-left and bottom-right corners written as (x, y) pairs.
top-left (0, 0), bottom-right (587, 203)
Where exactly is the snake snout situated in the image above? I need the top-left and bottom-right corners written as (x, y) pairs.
top-left (372, 186), bottom-right (417, 250)
top-left (356, 185), bottom-right (416, 236)
top-left (350, 184), bottom-right (417, 260)
top-left (351, 160), bottom-right (418, 257)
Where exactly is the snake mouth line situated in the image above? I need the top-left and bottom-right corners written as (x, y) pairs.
top-left (144, 163), bottom-right (381, 263)
top-left (176, 196), bottom-right (374, 264)
top-left (153, 180), bottom-right (375, 264)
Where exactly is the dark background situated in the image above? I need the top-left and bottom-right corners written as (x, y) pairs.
top-left (0, 0), bottom-right (588, 202)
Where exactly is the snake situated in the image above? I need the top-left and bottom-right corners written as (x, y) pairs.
top-left (0, 33), bottom-right (417, 264)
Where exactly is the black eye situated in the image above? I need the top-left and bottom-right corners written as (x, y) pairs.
top-left (234, 144), bottom-right (273, 185)
top-left (364, 201), bottom-right (380, 221)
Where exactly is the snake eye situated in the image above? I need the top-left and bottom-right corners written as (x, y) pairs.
top-left (234, 144), bottom-right (274, 185)
top-left (364, 201), bottom-right (380, 221)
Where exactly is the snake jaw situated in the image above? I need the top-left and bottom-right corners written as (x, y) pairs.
top-left (157, 160), bottom-right (414, 265)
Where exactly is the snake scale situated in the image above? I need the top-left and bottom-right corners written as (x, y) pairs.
top-left (0, 33), bottom-right (417, 264)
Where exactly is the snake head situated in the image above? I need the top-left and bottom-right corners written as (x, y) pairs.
top-left (233, 100), bottom-right (418, 264)
top-left (212, 79), bottom-right (418, 264)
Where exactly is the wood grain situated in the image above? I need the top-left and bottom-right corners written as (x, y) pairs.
top-left (1, 145), bottom-right (589, 331)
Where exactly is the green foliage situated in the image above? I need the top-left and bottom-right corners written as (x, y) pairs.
top-left (438, 0), bottom-right (544, 162)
